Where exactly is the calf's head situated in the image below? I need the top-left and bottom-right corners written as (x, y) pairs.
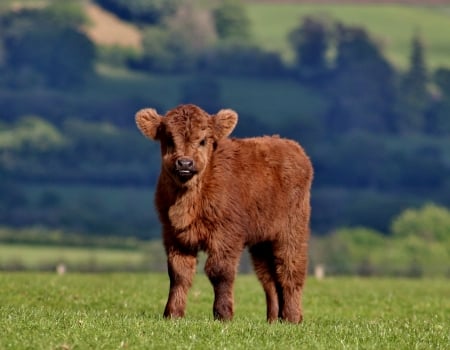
top-left (136, 104), bottom-right (237, 187)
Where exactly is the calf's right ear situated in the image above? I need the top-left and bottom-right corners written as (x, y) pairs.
top-left (135, 108), bottom-right (163, 140)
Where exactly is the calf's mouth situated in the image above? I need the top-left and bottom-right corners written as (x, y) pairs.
top-left (177, 169), bottom-right (195, 176)
top-left (174, 169), bottom-right (196, 183)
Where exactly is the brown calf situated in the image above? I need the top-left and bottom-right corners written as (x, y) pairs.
top-left (136, 104), bottom-right (313, 323)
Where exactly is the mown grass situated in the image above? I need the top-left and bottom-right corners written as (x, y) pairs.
top-left (1, 273), bottom-right (448, 349)
top-left (247, 3), bottom-right (450, 69)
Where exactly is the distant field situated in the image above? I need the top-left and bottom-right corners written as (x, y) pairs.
top-left (0, 0), bottom-right (48, 12)
top-left (247, 3), bottom-right (450, 69)
top-left (88, 2), bottom-right (450, 69)
top-left (0, 273), bottom-right (448, 349)
top-left (0, 244), bottom-right (147, 271)
top-left (3, 1), bottom-right (450, 69)
top-left (83, 2), bottom-right (142, 49)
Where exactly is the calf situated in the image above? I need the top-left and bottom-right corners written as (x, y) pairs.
top-left (136, 104), bottom-right (313, 323)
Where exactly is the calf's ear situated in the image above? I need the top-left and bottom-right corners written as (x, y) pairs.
top-left (135, 108), bottom-right (163, 140)
top-left (214, 109), bottom-right (238, 140)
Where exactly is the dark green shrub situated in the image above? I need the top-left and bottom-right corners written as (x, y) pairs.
top-left (94, 0), bottom-right (180, 25)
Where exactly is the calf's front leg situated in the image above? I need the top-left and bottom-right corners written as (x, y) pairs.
top-left (164, 250), bottom-right (197, 318)
top-left (204, 253), bottom-right (240, 321)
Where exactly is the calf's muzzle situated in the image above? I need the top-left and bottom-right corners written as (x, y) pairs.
top-left (175, 158), bottom-right (197, 182)
top-left (176, 158), bottom-right (195, 171)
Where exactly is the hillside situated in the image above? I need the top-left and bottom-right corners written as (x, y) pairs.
top-left (77, 1), bottom-right (450, 69)
top-left (83, 2), bottom-right (142, 49)
top-left (247, 2), bottom-right (450, 68)
top-left (5, 1), bottom-right (448, 69)
top-left (250, 0), bottom-right (450, 4)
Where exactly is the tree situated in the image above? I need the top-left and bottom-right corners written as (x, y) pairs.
top-left (0, 116), bottom-right (66, 152)
top-left (140, 2), bottom-right (216, 73)
top-left (391, 203), bottom-right (450, 243)
top-left (324, 23), bottom-right (397, 134)
top-left (1, 4), bottom-right (95, 88)
top-left (0, 35), bottom-right (5, 67)
top-left (334, 24), bottom-right (382, 68)
top-left (386, 203), bottom-right (450, 276)
top-left (165, 2), bottom-right (217, 52)
top-left (140, 27), bottom-right (178, 72)
top-left (201, 40), bottom-right (284, 77)
top-left (395, 34), bottom-right (430, 133)
top-left (428, 68), bottom-right (450, 135)
top-left (288, 15), bottom-right (331, 81)
top-left (316, 227), bottom-right (386, 275)
top-left (213, 0), bottom-right (251, 41)
top-left (94, 0), bottom-right (180, 25)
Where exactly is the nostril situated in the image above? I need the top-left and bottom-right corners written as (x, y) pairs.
top-left (176, 158), bottom-right (194, 169)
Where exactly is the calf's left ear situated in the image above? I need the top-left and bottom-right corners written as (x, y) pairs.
top-left (135, 108), bottom-right (163, 140)
top-left (214, 109), bottom-right (238, 140)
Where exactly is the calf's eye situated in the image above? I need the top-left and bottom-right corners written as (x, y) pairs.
top-left (199, 139), bottom-right (206, 147)
top-left (166, 137), bottom-right (175, 151)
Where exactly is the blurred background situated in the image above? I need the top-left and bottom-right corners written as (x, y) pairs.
top-left (0, 0), bottom-right (449, 276)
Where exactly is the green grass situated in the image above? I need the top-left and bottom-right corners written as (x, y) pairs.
top-left (247, 3), bottom-right (450, 69)
top-left (0, 273), bottom-right (448, 349)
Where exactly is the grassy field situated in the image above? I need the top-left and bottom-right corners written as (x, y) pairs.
top-left (0, 244), bottom-right (147, 271)
top-left (0, 273), bottom-right (448, 349)
top-left (247, 3), bottom-right (450, 69)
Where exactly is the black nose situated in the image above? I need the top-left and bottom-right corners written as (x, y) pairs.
top-left (176, 158), bottom-right (194, 170)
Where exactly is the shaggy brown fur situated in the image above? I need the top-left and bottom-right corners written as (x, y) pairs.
top-left (136, 104), bottom-right (313, 323)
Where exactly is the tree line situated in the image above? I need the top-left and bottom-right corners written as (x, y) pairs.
top-left (1, 203), bottom-right (448, 276)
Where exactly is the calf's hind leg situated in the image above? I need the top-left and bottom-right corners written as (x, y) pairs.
top-left (273, 240), bottom-right (309, 324)
top-left (249, 243), bottom-right (280, 322)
